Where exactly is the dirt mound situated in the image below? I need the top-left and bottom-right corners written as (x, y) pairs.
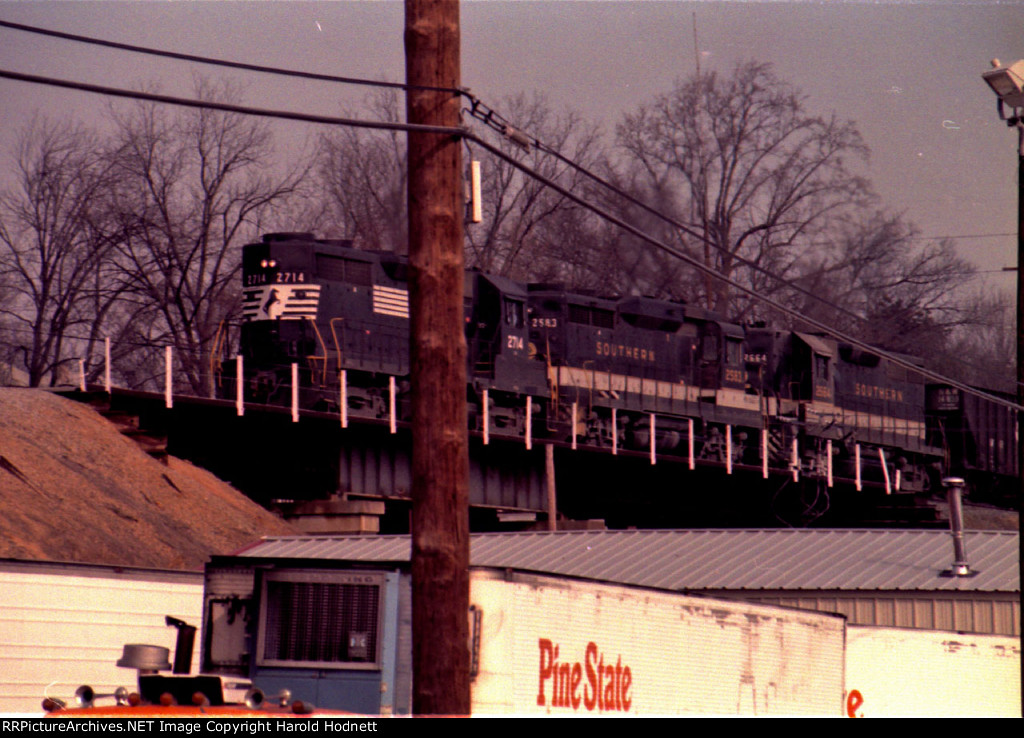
top-left (0, 388), bottom-right (294, 570)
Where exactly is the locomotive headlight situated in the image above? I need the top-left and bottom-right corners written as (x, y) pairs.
top-left (269, 259), bottom-right (277, 268)
top-left (260, 260), bottom-right (268, 268)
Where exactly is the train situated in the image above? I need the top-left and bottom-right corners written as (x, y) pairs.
top-left (219, 232), bottom-right (1017, 499)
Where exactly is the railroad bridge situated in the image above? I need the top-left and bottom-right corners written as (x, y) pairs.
top-left (57, 386), bottom-right (946, 532)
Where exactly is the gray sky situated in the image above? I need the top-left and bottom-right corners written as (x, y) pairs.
top-left (1, 0), bottom-right (1021, 283)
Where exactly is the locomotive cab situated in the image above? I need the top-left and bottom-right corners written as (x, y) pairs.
top-left (793, 333), bottom-right (835, 404)
top-left (465, 272), bottom-right (544, 395)
top-left (695, 321), bottom-right (746, 393)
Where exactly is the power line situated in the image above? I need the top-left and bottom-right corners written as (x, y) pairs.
top-left (916, 232), bottom-right (1016, 241)
top-left (465, 100), bottom-right (871, 328)
top-left (1, 64), bottom-right (1019, 413)
top-left (0, 68), bottom-right (464, 136)
top-left (461, 101), bottom-right (1015, 385)
top-left (2, 16), bottom-right (1011, 323)
top-left (3, 15), bottom-right (994, 348)
top-left (0, 18), bottom-right (461, 95)
top-left (463, 132), bottom-right (1024, 413)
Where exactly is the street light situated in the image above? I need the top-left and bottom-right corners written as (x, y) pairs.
top-left (982, 59), bottom-right (1024, 114)
top-left (983, 59), bottom-right (1024, 110)
top-left (981, 59), bottom-right (1023, 716)
top-left (980, 57), bottom-right (1024, 451)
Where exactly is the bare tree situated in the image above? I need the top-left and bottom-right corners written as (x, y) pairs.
top-left (616, 61), bottom-right (872, 316)
top-left (107, 79), bottom-right (303, 395)
top-left (0, 118), bottom-right (117, 387)
top-left (465, 93), bottom-right (608, 282)
top-left (313, 90), bottom-right (619, 290)
top-left (313, 90), bottom-right (408, 252)
top-left (776, 211), bottom-right (979, 357)
top-left (940, 290), bottom-right (1015, 392)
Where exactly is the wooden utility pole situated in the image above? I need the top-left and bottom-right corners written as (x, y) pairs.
top-left (404, 0), bottom-right (470, 716)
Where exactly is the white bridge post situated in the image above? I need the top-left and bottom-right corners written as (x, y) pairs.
top-left (164, 346), bottom-right (173, 409)
top-left (791, 437), bottom-right (799, 482)
top-left (389, 376), bottom-right (397, 434)
top-left (725, 425), bottom-right (733, 475)
top-left (291, 363), bottom-right (299, 423)
top-left (878, 447), bottom-right (892, 495)
top-left (340, 370), bottom-right (348, 428)
top-left (687, 418), bottom-right (694, 471)
top-left (104, 337), bottom-right (111, 393)
top-left (855, 443), bottom-right (862, 491)
top-left (649, 414), bottom-right (656, 465)
top-left (826, 439), bottom-right (833, 487)
top-left (235, 355), bottom-right (244, 417)
top-left (761, 429), bottom-right (768, 479)
top-left (482, 388), bottom-right (489, 445)
top-left (525, 396), bottom-right (532, 450)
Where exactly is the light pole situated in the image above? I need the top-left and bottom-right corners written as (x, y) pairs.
top-left (980, 58), bottom-right (1023, 717)
top-left (981, 59), bottom-right (1024, 487)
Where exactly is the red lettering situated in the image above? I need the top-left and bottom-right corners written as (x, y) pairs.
top-left (556, 662), bottom-right (571, 707)
top-left (584, 643), bottom-right (598, 710)
top-left (846, 689), bottom-right (864, 718)
top-left (614, 657), bottom-right (623, 710)
top-left (537, 639), bottom-right (553, 706)
top-left (538, 639), bottom-right (633, 713)
top-left (571, 663), bottom-right (582, 709)
top-left (603, 659), bottom-right (615, 709)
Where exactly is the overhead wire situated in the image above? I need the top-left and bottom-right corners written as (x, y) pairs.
top-left (0, 18), bottom-right (461, 95)
top-left (460, 102), bottom-right (1017, 390)
top-left (1, 64), bottom-right (1019, 412)
top-left (463, 97), bottom-right (1014, 330)
top-left (2, 16), bottom-right (998, 335)
top-left (461, 96), bottom-right (875, 325)
top-left (0, 26), bottom-right (1018, 411)
top-left (462, 131), bottom-right (1023, 412)
top-left (0, 69), bottom-right (463, 136)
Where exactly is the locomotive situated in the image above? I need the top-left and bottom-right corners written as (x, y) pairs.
top-left (222, 232), bottom-right (1016, 498)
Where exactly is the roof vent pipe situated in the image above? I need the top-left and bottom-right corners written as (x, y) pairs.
top-left (942, 477), bottom-right (972, 577)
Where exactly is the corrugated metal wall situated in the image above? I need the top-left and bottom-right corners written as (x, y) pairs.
top-left (0, 562), bottom-right (203, 713)
top-left (740, 592), bottom-right (1020, 637)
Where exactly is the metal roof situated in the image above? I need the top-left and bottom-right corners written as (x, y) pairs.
top-left (229, 529), bottom-right (1019, 593)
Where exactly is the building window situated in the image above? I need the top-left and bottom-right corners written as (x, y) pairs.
top-left (257, 571), bottom-right (384, 669)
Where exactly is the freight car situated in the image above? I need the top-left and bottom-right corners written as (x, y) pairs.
top-left (926, 383), bottom-right (1018, 503)
top-left (220, 232), bottom-right (1015, 496)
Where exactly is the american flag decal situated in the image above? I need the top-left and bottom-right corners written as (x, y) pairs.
top-left (372, 285), bottom-right (409, 319)
top-left (242, 285), bottom-right (322, 321)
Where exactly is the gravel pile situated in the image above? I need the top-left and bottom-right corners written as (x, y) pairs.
top-left (0, 388), bottom-right (294, 570)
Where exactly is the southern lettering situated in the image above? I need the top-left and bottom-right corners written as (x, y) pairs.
top-left (595, 341), bottom-right (655, 363)
top-left (854, 383), bottom-right (904, 403)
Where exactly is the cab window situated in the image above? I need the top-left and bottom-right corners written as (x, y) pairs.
top-left (504, 299), bottom-right (524, 328)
